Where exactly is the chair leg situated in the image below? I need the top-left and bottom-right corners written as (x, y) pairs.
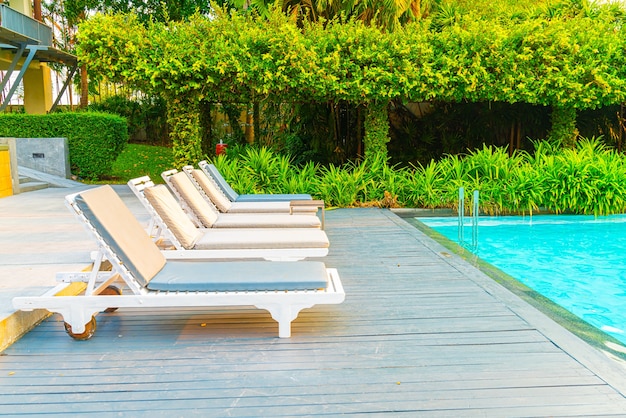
top-left (257, 302), bottom-right (314, 338)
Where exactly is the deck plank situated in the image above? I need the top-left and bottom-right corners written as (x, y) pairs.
top-left (1, 207), bottom-right (626, 416)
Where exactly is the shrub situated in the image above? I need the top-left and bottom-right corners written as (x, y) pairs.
top-left (88, 95), bottom-right (169, 146)
top-left (197, 141), bottom-right (626, 214)
top-left (0, 112), bottom-right (128, 180)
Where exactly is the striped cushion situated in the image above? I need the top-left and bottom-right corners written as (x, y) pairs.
top-left (169, 172), bottom-right (219, 228)
top-left (143, 185), bottom-right (203, 249)
top-left (190, 169), bottom-right (232, 212)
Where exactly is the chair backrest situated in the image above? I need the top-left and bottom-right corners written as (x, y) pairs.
top-left (73, 185), bottom-right (166, 287)
top-left (198, 160), bottom-right (239, 202)
top-left (167, 171), bottom-right (220, 228)
top-left (183, 166), bottom-right (232, 212)
top-left (142, 183), bottom-right (204, 248)
top-left (128, 175), bottom-right (186, 249)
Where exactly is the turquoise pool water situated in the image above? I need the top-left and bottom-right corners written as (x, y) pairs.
top-left (419, 214), bottom-right (626, 345)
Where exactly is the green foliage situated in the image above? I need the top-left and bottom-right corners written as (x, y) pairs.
top-left (548, 105), bottom-right (578, 148)
top-left (0, 112), bottom-right (128, 180)
top-left (98, 140), bottom-right (626, 214)
top-left (167, 95), bottom-right (204, 166)
top-left (66, 0), bottom-right (213, 24)
top-left (406, 160), bottom-right (447, 208)
top-left (535, 138), bottom-right (626, 215)
top-left (209, 146), bottom-right (321, 196)
top-left (88, 94), bottom-right (169, 145)
top-left (76, 13), bottom-right (151, 89)
top-left (202, 141), bottom-right (626, 214)
top-left (316, 163), bottom-right (367, 206)
top-left (363, 102), bottom-right (391, 158)
top-left (77, 3), bottom-right (626, 161)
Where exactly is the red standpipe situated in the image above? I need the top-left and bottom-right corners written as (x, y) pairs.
top-left (215, 141), bottom-right (228, 155)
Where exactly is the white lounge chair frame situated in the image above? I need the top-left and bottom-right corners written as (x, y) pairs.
top-left (13, 186), bottom-right (345, 339)
top-left (178, 166), bottom-right (326, 227)
top-left (154, 171), bottom-right (322, 229)
top-left (177, 166), bottom-right (322, 214)
top-left (127, 176), bottom-right (328, 261)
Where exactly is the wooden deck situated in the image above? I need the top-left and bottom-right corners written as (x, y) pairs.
top-left (2, 208), bottom-right (626, 416)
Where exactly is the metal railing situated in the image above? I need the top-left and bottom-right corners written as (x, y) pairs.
top-left (0, 4), bottom-right (52, 45)
top-left (458, 187), bottom-right (479, 250)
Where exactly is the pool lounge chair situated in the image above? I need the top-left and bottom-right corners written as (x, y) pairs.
top-left (139, 173), bottom-right (322, 229)
top-left (198, 160), bottom-right (312, 202)
top-left (12, 185), bottom-right (345, 339)
top-left (128, 177), bottom-right (329, 260)
top-left (176, 166), bottom-right (323, 215)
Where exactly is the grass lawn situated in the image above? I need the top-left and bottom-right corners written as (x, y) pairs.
top-left (103, 143), bottom-right (174, 184)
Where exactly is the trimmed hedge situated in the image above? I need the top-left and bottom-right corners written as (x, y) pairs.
top-left (0, 112), bottom-right (128, 179)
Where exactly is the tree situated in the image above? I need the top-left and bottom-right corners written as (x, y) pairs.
top-left (77, 3), bottom-right (626, 164)
top-left (91, 0), bottom-right (213, 23)
top-left (60, 0), bottom-right (214, 108)
top-left (61, 0), bottom-right (100, 107)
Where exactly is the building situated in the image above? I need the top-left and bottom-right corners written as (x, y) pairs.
top-left (0, 0), bottom-right (77, 114)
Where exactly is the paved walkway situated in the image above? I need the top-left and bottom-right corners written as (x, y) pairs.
top-left (0, 185), bottom-right (149, 350)
top-left (2, 187), bottom-right (626, 415)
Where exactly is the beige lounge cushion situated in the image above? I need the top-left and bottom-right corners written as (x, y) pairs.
top-left (143, 185), bottom-right (203, 249)
top-left (213, 213), bottom-right (321, 228)
top-left (169, 171), bottom-right (219, 227)
top-left (76, 185), bottom-right (165, 286)
top-left (189, 169), bottom-right (232, 212)
top-left (193, 228), bottom-right (329, 250)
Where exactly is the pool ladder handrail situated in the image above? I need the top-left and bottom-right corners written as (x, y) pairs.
top-left (458, 187), bottom-right (479, 250)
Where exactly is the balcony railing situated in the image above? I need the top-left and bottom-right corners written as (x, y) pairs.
top-left (0, 4), bottom-right (52, 46)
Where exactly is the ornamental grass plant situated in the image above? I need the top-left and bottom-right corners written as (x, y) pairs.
top-left (107, 140), bottom-right (626, 215)
top-left (206, 140), bottom-right (626, 215)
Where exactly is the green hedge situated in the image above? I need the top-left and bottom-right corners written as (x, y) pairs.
top-left (0, 112), bottom-right (128, 179)
top-left (88, 95), bottom-right (169, 146)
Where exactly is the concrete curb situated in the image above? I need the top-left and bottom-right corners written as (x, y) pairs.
top-left (0, 282), bottom-right (86, 352)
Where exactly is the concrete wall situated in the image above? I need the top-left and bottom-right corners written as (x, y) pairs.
top-left (0, 137), bottom-right (70, 179)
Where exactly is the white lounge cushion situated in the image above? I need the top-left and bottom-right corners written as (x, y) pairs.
top-left (193, 228), bottom-right (329, 250)
top-left (202, 163), bottom-right (240, 201)
top-left (171, 171), bottom-right (320, 227)
top-left (190, 168), bottom-right (316, 214)
top-left (201, 162), bottom-right (312, 202)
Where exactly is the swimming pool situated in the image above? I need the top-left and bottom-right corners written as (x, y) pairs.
top-left (419, 214), bottom-right (626, 346)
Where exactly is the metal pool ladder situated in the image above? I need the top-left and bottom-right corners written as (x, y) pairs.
top-left (458, 187), bottom-right (479, 250)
